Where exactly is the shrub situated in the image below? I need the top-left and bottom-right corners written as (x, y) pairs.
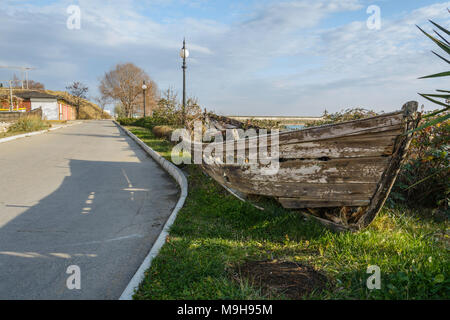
top-left (118, 116), bottom-right (173, 130)
top-left (116, 117), bottom-right (137, 126)
top-left (132, 116), bottom-right (159, 129)
top-left (7, 115), bottom-right (50, 133)
top-left (153, 89), bottom-right (202, 128)
top-left (152, 125), bottom-right (173, 139)
top-left (391, 111), bottom-right (449, 210)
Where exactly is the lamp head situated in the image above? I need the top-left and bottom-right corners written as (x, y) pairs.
top-left (180, 48), bottom-right (189, 59)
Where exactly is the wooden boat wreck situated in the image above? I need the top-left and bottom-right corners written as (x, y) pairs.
top-left (184, 101), bottom-right (420, 231)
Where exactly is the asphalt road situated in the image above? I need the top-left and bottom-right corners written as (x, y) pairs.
top-left (0, 121), bottom-right (178, 299)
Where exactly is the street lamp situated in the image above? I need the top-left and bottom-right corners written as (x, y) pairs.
top-left (142, 80), bottom-right (147, 117)
top-left (180, 39), bottom-right (189, 126)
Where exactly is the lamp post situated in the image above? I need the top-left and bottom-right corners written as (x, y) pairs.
top-left (180, 39), bottom-right (189, 126)
top-left (142, 80), bottom-right (147, 117)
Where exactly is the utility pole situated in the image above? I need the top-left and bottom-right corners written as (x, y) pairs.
top-left (9, 80), bottom-right (13, 111)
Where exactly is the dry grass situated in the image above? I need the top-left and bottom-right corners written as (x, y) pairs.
top-left (7, 115), bottom-right (50, 133)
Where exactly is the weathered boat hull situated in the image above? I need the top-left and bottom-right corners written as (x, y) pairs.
top-left (188, 101), bottom-right (420, 231)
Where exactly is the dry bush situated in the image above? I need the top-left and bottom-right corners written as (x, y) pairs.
top-left (7, 115), bottom-right (50, 133)
top-left (152, 125), bottom-right (173, 139)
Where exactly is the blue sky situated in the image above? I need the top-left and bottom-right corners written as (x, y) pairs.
top-left (0, 0), bottom-right (449, 115)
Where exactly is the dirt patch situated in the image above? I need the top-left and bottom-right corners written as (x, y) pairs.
top-left (234, 260), bottom-right (327, 299)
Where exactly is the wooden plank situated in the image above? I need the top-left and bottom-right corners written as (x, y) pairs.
top-left (215, 157), bottom-right (390, 184)
top-left (276, 135), bottom-right (397, 159)
top-left (201, 123), bottom-right (403, 152)
top-left (197, 129), bottom-right (401, 164)
top-left (213, 179), bottom-right (378, 199)
top-left (278, 198), bottom-right (370, 209)
top-left (278, 114), bottom-right (404, 145)
top-left (193, 113), bottom-right (404, 152)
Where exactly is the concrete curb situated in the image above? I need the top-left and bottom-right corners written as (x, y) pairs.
top-left (114, 121), bottom-right (188, 300)
top-left (0, 121), bottom-right (82, 144)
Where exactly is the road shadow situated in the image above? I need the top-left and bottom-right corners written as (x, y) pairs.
top-left (0, 156), bottom-right (178, 299)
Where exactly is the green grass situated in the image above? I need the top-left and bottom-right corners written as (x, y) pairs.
top-left (126, 126), bottom-right (173, 160)
top-left (127, 126), bottom-right (449, 300)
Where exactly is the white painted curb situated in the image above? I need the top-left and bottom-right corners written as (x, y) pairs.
top-left (114, 121), bottom-right (188, 300)
top-left (0, 121), bottom-right (82, 144)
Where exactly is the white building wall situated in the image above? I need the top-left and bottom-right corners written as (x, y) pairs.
top-left (30, 98), bottom-right (59, 120)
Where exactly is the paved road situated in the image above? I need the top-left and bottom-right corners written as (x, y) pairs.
top-left (0, 121), bottom-right (178, 299)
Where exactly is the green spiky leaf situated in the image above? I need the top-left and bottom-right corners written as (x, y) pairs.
top-left (429, 20), bottom-right (450, 36)
top-left (421, 93), bottom-right (450, 99)
top-left (432, 51), bottom-right (450, 64)
top-left (434, 30), bottom-right (450, 45)
top-left (418, 93), bottom-right (450, 108)
top-left (417, 25), bottom-right (450, 54)
top-left (419, 71), bottom-right (450, 79)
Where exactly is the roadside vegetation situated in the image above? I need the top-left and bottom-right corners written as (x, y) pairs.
top-left (125, 125), bottom-right (173, 160)
top-left (1, 115), bottom-right (51, 138)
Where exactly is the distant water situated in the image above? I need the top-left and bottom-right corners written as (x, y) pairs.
top-left (285, 124), bottom-right (305, 131)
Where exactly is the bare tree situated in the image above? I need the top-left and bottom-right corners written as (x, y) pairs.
top-left (12, 74), bottom-right (22, 88)
top-left (94, 95), bottom-right (111, 113)
top-left (66, 81), bottom-right (89, 119)
top-left (99, 63), bottom-right (157, 117)
top-left (27, 80), bottom-right (45, 90)
top-left (11, 74), bottom-right (45, 89)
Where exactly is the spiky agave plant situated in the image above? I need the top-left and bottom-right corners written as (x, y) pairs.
top-left (415, 9), bottom-right (450, 131)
